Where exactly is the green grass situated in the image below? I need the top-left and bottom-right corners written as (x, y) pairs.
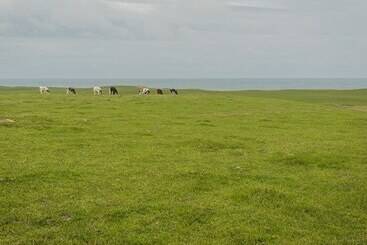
top-left (1, 87), bottom-right (367, 244)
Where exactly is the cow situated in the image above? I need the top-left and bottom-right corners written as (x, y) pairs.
top-left (93, 86), bottom-right (103, 95)
top-left (109, 86), bottom-right (119, 95)
top-left (138, 87), bottom-right (150, 95)
top-left (39, 86), bottom-right (50, 94)
top-left (157, 89), bottom-right (164, 95)
top-left (170, 88), bottom-right (178, 95)
top-left (138, 87), bottom-right (144, 95)
top-left (66, 87), bottom-right (77, 95)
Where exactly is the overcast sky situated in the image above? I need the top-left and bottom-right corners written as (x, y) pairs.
top-left (0, 0), bottom-right (366, 78)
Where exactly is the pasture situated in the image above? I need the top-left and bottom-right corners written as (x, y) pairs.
top-left (0, 87), bottom-right (367, 244)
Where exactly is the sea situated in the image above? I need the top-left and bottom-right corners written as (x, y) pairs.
top-left (0, 78), bottom-right (366, 91)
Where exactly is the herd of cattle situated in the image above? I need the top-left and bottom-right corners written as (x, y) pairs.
top-left (39, 86), bottom-right (178, 96)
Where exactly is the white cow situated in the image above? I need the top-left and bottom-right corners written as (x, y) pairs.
top-left (93, 86), bottom-right (103, 95)
top-left (39, 86), bottom-right (50, 94)
top-left (138, 87), bottom-right (150, 95)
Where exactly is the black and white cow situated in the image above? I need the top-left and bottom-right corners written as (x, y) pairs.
top-left (157, 89), bottom-right (164, 95)
top-left (109, 87), bottom-right (119, 95)
top-left (39, 86), bottom-right (50, 94)
top-left (138, 87), bottom-right (150, 95)
top-left (170, 88), bottom-right (178, 95)
top-left (66, 87), bottom-right (77, 95)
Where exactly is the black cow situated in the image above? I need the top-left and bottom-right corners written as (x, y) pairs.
top-left (109, 87), bottom-right (119, 95)
top-left (157, 89), bottom-right (164, 95)
top-left (66, 87), bottom-right (77, 95)
top-left (170, 88), bottom-right (178, 95)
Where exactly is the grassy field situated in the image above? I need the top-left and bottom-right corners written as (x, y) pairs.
top-left (1, 87), bottom-right (367, 244)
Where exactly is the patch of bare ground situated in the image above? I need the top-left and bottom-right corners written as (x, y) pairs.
top-left (0, 118), bottom-right (16, 124)
top-left (337, 105), bottom-right (367, 112)
top-left (349, 106), bottom-right (367, 112)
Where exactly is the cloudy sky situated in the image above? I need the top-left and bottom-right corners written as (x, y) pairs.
top-left (0, 0), bottom-right (366, 78)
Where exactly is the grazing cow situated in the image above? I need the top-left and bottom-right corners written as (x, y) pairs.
top-left (138, 87), bottom-right (144, 95)
top-left (66, 87), bottom-right (77, 95)
top-left (39, 86), bottom-right (50, 94)
top-left (93, 86), bottom-right (103, 95)
top-left (138, 87), bottom-right (150, 95)
top-left (157, 89), bottom-right (163, 95)
top-left (109, 86), bottom-right (119, 95)
top-left (170, 88), bottom-right (178, 95)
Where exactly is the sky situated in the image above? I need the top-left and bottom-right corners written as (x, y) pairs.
top-left (0, 0), bottom-right (366, 79)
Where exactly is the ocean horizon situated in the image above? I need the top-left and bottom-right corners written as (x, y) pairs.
top-left (1, 78), bottom-right (367, 91)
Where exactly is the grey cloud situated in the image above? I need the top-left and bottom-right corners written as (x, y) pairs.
top-left (0, 0), bottom-right (167, 39)
top-left (0, 0), bottom-right (366, 78)
top-left (0, 0), bottom-right (295, 39)
top-left (226, 0), bottom-right (287, 11)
